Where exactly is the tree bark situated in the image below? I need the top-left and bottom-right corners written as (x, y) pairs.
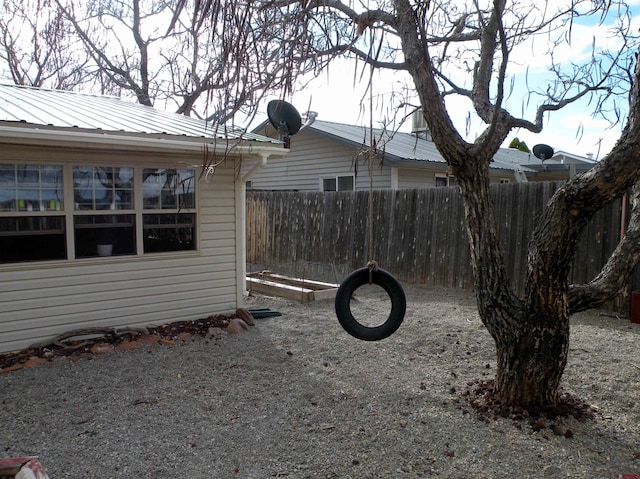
top-left (391, 0), bottom-right (640, 409)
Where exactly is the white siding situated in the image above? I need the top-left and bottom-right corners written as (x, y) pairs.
top-left (0, 147), bottom-right (241, 353)
top-left (396, 167), bottom-right (439, 188)
top-left (243, 129), bottom-right (391, 191)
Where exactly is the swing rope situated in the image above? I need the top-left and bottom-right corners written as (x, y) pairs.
top-left (367, 67), bottom-right (378, 283)
top-left (333, 59), bottom-right (407, 342)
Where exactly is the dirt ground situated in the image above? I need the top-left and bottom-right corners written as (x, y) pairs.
top-left (1, 282), bottom-right (639, 478)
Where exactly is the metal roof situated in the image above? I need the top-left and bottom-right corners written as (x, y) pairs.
top-left (0, 83), bottom-right (281, 145)
top-left (303, 120), bottom-right (526, 171)
top-left (265, 119), bottom-right (596, 173)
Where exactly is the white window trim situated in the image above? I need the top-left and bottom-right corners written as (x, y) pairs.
top-left (434, 173), bottom-right (456, 187)
top-left (1, 162), bottom-right (197, 263)
top-left (319, 174), bottom-right (356, 192)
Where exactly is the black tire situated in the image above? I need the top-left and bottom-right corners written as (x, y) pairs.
top-left (334, 267), bottom-right (406, 341)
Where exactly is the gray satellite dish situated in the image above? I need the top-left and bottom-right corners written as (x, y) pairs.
top-left (533, 144), bottom-right (554, 161)
top-left (267, 100), bottom-right (302, 148)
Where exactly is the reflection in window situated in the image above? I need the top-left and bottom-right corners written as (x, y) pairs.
top-left (0, 164), bottom-right (63, 212)
top-left (73, 166), bottom-right (134, 210)
top-left (143, 213), bottom-right (195, 252)
top-left (143, 168), bottom-right (195, 210)
top-left (0, 164), bottom-right (65, 263)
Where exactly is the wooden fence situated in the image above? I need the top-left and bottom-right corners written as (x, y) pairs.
top-left (246, 182), bottom-right (631, 306)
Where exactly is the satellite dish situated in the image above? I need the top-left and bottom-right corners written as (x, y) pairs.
top-left (533, 144), bottom-right (554, 161)
top-left (267, 100), bottom-right (302, 149)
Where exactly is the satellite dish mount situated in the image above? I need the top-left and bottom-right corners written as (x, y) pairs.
top-left (267, 100), bottom-right (302, 149)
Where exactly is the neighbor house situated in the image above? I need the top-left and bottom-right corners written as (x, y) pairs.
top-left (0, 84), bottom-right (287, 353)
top-left (246, 115), bottom-right (596, 191)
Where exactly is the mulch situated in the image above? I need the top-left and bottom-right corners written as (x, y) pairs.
top-left (0, 312), bottom-right (237, 373)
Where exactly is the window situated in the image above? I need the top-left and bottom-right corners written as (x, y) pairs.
top-left (0, 164), bottom-right (65, 263)
top-left (435, 175), bottom-right (457, 187)
top-left (73, 166), bottom-right (136, 258)
top-left (0, 163), bottom-right (197, 264)
top-left (142, 168), bottom-right (196, 252)
top-left (322, 175), bottom-right (355, 192)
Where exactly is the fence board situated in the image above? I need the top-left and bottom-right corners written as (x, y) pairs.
top-left (247, 182), bottom-right (628, 309)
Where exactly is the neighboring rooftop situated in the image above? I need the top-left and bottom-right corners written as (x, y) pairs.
top-left (257, 118), bottom-right (596, 174)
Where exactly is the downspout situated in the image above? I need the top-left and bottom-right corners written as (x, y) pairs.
top-left (238, 153), bottom-right (271, 304)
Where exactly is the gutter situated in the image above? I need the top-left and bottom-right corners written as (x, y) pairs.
top-left (0, 124), bottom-right (287, 158)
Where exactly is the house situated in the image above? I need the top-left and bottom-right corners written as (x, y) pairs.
top-left (0, 84), bottom-right (287, 353)
top-left (247, 115), bottom-right (596, 191)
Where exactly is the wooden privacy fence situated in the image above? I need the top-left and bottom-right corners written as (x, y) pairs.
top-left (246, 182), bottom-right (627, 300)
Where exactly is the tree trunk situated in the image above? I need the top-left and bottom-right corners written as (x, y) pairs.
top-left (492, 317), bottom-right (569, 408)
top-left (453, 155), bottom-right (571, 409)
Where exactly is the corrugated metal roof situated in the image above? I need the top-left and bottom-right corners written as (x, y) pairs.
top-left (301, 120), bottom-right (595, 173)
top-left (0, 83), bottom-right (281, 145)
top-left (306, 120), bottom-right (522, 171)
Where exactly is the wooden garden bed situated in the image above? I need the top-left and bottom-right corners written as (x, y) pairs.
top-left (246, 271), bottom-right (339, 303)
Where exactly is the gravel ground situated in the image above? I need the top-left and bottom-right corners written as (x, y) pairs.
top-left (1, 283), bottom-right (639, 479)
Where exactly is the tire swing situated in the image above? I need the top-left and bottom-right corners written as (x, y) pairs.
top-left (335, 262), bottom-right (406, 341)
top-left (334, 75), bottom-right (406, 341)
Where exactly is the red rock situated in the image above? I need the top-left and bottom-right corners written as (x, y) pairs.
top-left (23, 357), bottom-right (48, 368)
top-left (235, 308), bottom-right (255, 326)
top-left (0, 363), bottom-right (23, 373)
top-left (227, 318), bottom-right (250, 335)
top-left (158, 338), bottom-right (176, 347)
top-left (116, 341), bottom-right (139, 351)
top-left (137, 334), bottom-right (161, 344)
top-left (91, 343), bottom-right (114, 355)
top-left (178, 332), bottom-right (192, 341)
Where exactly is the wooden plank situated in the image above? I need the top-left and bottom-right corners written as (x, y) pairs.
top-left (246, 277), bottom-right (314, 302)
top-left (248, 272), bottom-right (338, 290)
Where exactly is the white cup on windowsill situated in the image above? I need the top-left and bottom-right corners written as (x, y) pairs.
top-left (97, 244), bottom-right (113, 256)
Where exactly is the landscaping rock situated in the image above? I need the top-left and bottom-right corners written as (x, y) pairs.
top-left (90, 343), bottom-right (114, 355)
top-left (235, 308), bottom-right (255, 326)
top-left (226, 318), bottom-right (250, 335)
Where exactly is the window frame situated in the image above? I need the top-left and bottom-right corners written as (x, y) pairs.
top-left (320, 174), bottom-right (355, 192)
top-left (434, 174), bottom-right (457, 187)
top-left (0, 161), bottom-right (198, 264)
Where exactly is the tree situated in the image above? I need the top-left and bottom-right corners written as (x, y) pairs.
top-left (0, 0), bottom-right (309, 123)
top-left (0, 0), bottom-right (89, 88)
top-left (251, 0), bottom-right (640, 409)
top-left (508, 137), bottom-right (530, 153)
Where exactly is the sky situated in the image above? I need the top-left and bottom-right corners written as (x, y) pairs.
top-left (259, 2), bottom-right (640, 160)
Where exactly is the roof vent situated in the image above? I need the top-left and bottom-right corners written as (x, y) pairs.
top-left (411, 109), bottom-right (432, 141)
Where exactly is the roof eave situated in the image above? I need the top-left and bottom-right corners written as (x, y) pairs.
top-left (0, 124), bottom-right (288, 159)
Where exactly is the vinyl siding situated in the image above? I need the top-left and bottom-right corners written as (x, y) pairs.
top-left (0, 147), bottom-right (240, 353)
top-left (396, 167), bottom-right (439, 188)
top-left (244, 128), bottom-right (391, 191)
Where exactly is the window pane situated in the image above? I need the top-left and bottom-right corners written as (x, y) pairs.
top-left (73, 166), bottom-right (134, 211)
top-left (143, 213), bottom-right (195, 252)
top-left (337, 176), bottom-right (354, 191)
top-left (143, 168), bottom-right (195, 210)
top-left (435, 176), bottom-right (447, 187)
top-left (74, 214), bottom-right (136, 258)
top-left (323, 178), bottom-right (336, 191)
top-left (0, 164), bottom-right (63, 212)
top-left (0, 216), bottom-right (66, 263)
